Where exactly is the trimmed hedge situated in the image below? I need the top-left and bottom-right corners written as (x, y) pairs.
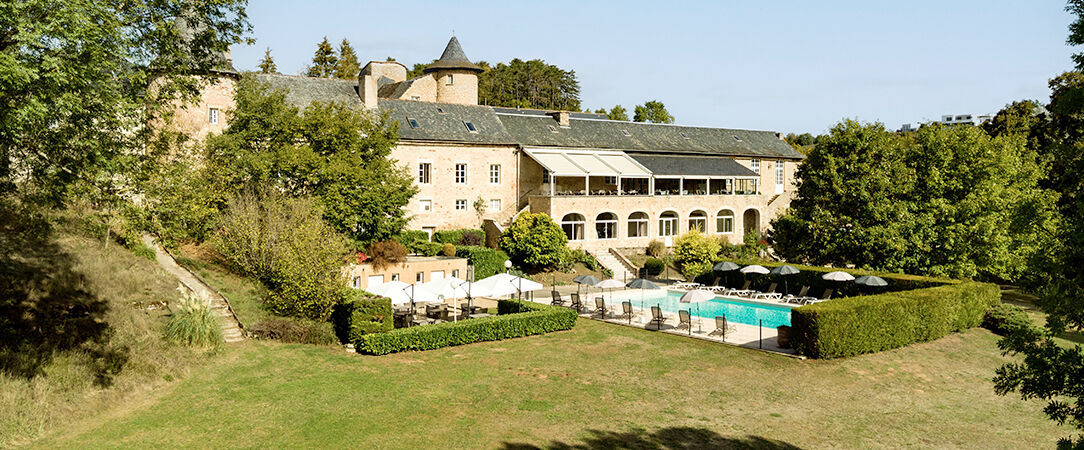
top-left (643, 258), bottom-right (665, 276)
top-left (455, 245), bottom-right (509, 279)
top-left (332, 294), bottom-right (394, 344)
top-left (408, 240), bottom-right (443, 256)
top-left (393, 230), bottom-right (430, 248)
top-left (434, 229), bottom-right (484, 245)
top-left (354, 300), bottom-right (577, 355)
top-left (791, 281), bottom-right (999, 359)
top-left (982, 303), bottom-right (1036, 336)
top-left (693, 261), bottom-right (949, 298)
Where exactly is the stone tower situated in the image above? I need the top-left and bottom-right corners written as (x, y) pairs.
top-left (424, 37), bottom-right (483, 105)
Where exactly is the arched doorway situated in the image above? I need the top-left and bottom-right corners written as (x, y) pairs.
top-left (743, 209), bottom-right (759, 237)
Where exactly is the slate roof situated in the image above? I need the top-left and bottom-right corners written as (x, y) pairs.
top-left (496, 113), bottom-right (805, 160)
top-left (424, 37), bottom-right (483, 73)
top-left (491, 107), bottom-right (606, 120)
top-left (256, 74), bottom-right (361, 108)
top-left (630, 154), bottom-right (758, 177)
top-left (379, 99), bottom-right (516, 145)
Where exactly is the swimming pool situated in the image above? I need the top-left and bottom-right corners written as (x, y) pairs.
top-left (608, 290), bottom-right (794, 328)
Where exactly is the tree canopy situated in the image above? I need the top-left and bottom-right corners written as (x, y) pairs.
top-left (633, 100), bottom-right (675, 124)
top-left (607, 105), bottom-right (630, 121)
top-left (335, 39), bottom-right (360, 80)
top-left (305, 37), bottom-right (338, 78)
top-left (408, 58), bottom-right (582, 111)
top-left (499, 212), bottom-right (568, 270)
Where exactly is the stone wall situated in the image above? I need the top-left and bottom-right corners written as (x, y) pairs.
top-left (345, 256), bottom-right (470, 289)
top-left (434, 70), bottom-right (478, 105)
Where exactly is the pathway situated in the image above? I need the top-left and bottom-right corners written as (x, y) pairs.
top-left (593, 250), bottom-right (635, 281)
top-left (142, 234), bottom-right (244, 343)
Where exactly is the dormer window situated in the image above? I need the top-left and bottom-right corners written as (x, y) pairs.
top-left (464, 121), bottom-right (477, 133)
top-left (407, 118), bottom-right (420, 129)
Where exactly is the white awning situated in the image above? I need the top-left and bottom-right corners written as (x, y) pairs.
top-left (524, 148), bottom-right (652, 177)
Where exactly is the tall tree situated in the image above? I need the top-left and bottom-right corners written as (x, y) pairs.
top-left (0, 0), bottom-right (250, 204)
top-left (335, 39), bottom-right (360, 79)
top-left (305, 37), bottom-right (338, 78)
top-left (407, 58), bottom-right (582, 110)
top-left (1069, 0), bottom-right (1084, 70)
top-left (633, 100), bottom-right (674, 123)
top-left (607, 105), bottom-right (630, 121)
top-left (258, 47), bottom-right (278, 74)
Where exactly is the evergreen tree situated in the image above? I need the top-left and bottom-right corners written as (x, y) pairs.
top-left (258, 47), bottom-right (277, 74)
top-left (335, 39), bottom-right (360, 79)
top-left (607, 105), bottom-right (630, 121)
top-left (633, 100), bottom-right (674, 124)
top-left (306, 37), bottom-right (338, 78)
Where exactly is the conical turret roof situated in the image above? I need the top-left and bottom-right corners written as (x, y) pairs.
top-left (424, 36), bottom-right (483, 73)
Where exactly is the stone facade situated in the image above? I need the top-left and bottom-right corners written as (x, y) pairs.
top-left (434, 70), bottom-right (478, 105)
top-left (393, 142), bottom-right (520, 231)
top-left (345, 256), bottom-right (470, 289)
top-left (158, 75), bottom-right (236, 154)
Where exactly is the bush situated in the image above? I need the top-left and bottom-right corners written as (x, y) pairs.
top-left (407, 240), bottom-right (443, 257)
top-left (433, 229), bottom-right (484, 246)
top-left (673, 230), bottom-right (720, 279)
top-left (791, 281), bottom-right (999, 359)
top-left (499, 212), bottom-right (568, 269)
top-left (643, 258), bottom-right (665, 276)
top-left (368, 239), bottom-right (408, 270)
top-left (982, 303), bottom-right (1036, 336)
top-left (441, 243), bottom-right (456, 257)
top-left (456, 245), bottom-right (509, 279)
top-left (393, 230), bottom-right (429, 247)
top-left (647, 240), bottom-right (666, 257)
top-left (354, 301), bottom-right (577, 355)
top-left (247, 317), bottom-right (338, 345)
top-left (332, 294), bottom-right (393, 344)
top-left (458, 231), bottom-right (483, 246)
top-left (163, 292), bottom-right (223, 349)
top-left (131, 244), bottom-right (157, 261)
top-left (215, 192), bottom-right (350, 321)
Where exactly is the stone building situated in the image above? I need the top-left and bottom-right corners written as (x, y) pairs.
top-left (179, 36), bottom-right (804, 253)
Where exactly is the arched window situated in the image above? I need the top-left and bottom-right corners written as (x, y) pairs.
top-left (716, 210), bottom-right (734, 234)
top-left (689, 210), bottom-right (707, 233)
top-left (628, 212), bottom-right (648, 238)
top-left (596, 212), bottom-right (617, 240)
top-left (743, 209), bottom-right (760, 236)
top-left (659, 211), bottom-right (678, 237)
top-left (561, 213), bottom-right (586, 241)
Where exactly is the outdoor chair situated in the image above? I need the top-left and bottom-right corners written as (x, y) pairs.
top-left (673, 282), bottom-right (701, 290)
top-left (618, 301), bottom-right (634, 323)
top-left (551, 291), bottom-right (566, 306)
top-left (723, 281), bottom-right (753, 296)
top-left (677, 310), bottom-right (692, 334)
top-left (650, 306), bottom-right (669, 330)
top-left (751, 283), bottom-right (782, 300)
top-left (804, 289), bottom-right (834, 304)
top-left (704, 276), bottom-right (727, 292)
top-left (783, 286), bottom-right (811, 304)
top-left (569, 293), bottom-right (584, 312)
top-left (709, 315), bottom-right (735, 338)
top-left (593, 297), bottom-right (611, 319)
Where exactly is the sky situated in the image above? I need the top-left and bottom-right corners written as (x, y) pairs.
top-left (231, 1), bottom-right (1077, 134)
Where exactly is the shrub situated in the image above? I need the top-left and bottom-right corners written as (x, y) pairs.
top-left (163, 292), bottom-right (223, 349)
top-left (681, 260), bottom-right (714, 282)
top-left (131, 244), bottom-right (157, 261)
top-left (392, 230), bottom-right (429, 247)
top-left (643, 258), bottom-right (665, 276)
top-left (441, 243), bottom-right (456, 257)
top-left (368, 239), bottom-right (408, 270)
top-left (647, 240), bottom-right (666, 257)
top-left (215, 192), bottom-right (350, 321)
top-left (458, 231), bottom-right (483, 246)
top-left (455, 245), bottom-right (509, 279)
top-left (500, 212), bottom-right (568, 269)
top-left (673, 230), bottom-right (720, 278)
top-left (434, 229), bottom-right (484, 246)
top-left (354, 301), bottom-right (577, 355)
top-left (332, 294), bottom-right (393, 344)
top-left (982, 303), bottom-right (1036, 336)
top-left (247, 317), bottom-right (338, 345)
top-left (791, 281), bottom-right (999, 358)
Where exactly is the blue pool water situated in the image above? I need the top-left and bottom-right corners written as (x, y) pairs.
top-left (609, 290), bottom-right (793, 328)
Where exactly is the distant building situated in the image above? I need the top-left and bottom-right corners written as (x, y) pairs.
top-left (899, 113), bottom-right (993, 132)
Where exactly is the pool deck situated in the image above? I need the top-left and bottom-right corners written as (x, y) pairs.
top-left (531, 291), bottom-right (800, 357)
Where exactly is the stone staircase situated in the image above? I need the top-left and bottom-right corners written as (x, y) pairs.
top-left (142, 234), bottom-right (245, 343)
top-left (592, 249), bottom-right (636, 282)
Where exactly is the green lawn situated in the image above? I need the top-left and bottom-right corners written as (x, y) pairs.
top-left (31, 318), bottom-right (1064, 448)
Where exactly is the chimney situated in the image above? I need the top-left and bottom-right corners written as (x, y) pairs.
top-left (549, 111), bottom-right (570, 127)
top-left (359, 73), bottom-right (377, 110)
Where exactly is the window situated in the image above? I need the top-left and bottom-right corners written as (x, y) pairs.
top-left (776, 161), bottom-right (785, 185)
top-left (689, 210), bottom-right (707, 232)
top-left (733, 135), bottom-right (742, 142)
top-left (681, 132), bottom-right (689, 139)
top-left (548, 125), bottom-right (558, 133)
top-left (455, 199), bottom-right (467, 211)
top-left (418, 162), bottom-right (431, 184)
top-left (489, 198), bottom-right (501, 211)
top-left (596, 212), bottom-right (617, 240)
top-left (208, 108), bottom-right (219, 124)
top-left (561, 213), bottom-right (585, 241)
top-left (604, 176), bottom-right (617, 185)
top-left (751, 159), bottom-right (761, 175)
top-left (416, 272), bottom-right (424, 282)
top-left (410, 96), bottom-right (420, 101)
top-left (446, 74), bottom-right (454, 85)
top-left (628, 212), bottom-right (648, 237)
top-left (489, 164), bottom-right (501, 184)
top-left (451, 269), bottom-right (459, 278)
top-left (436, 107), bottom-right (445, 114)
top-left (351, 277), bottom-right (360, 289)
top-left (621, 129), bottom-right (631, 137)
top-left (716, 210), bottom-right (734, 234)
top-left (391, 274), bottom-right (399, 281)
top-left (659, 211), bottom-right (678, 237)
top-left (407, 117), bottom-right (420, 129)
top-left (418, 199), bottom-right (432, 212)
top-left (464, 121), bottom-right (477, 133)
top-left (422, 227), bottom-right (435, 241)
top-left (542, 168), bottom-right (551, 181)
top-left (455, 163), bottom-right (467, 184)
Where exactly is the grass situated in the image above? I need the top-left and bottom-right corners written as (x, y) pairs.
top-left (30, 315), bottom-right (1066, 448)
top-left (526, 262), bottom-right (610, 286)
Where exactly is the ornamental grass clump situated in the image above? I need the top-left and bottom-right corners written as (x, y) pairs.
top-left (163, 290), bottom-right (223, 349)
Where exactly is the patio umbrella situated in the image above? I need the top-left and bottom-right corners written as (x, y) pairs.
top-left (595, 278), bottom-right (626, 306)
top-left (822, 271), bottom-right (855, 282)
top-left (422, 277), bottom-right (469, 322)
top-left (713, 261), bottom-right (740, 287)
top-left (473, 273), bottom-right (544, 298)
top-left (855, 275), bottom-right (887, 287)
top-left (770, 264), bottom-right (801, 296)
top-left (365, 281), bottom-right (438, 309)
top-left (626, 278), bottom-right (660, 322)
top-left (573, 274), bottom-right (601, 297)
top-left (679, 289), bottom-right (715, 334)
top-left (740, 264), bottom-right (770, 275)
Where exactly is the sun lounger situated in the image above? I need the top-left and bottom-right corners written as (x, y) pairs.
top-left (569, 293), bottom-right (584, 312)
top-left (551, 291), bottom-right (566, 306)
top-left (704, 277), bottom-right (728, 292)
top-left (708, 315), bottom-right (736, 338)
top-left (672, 282), bottom-right (701, 290)
top-left (751, 283), bottom-right (782, 300)
top-left (723, 280), bottom-right (753, 296)
top-left (593, 296), bottom-right (611, 319)
top-left (677, 310), bottom-right (692, 334)
top-left (803, 289), bottom-right (834, 304)
top-left (618, 301), bottom-right (634, 323)
top-left (783, 286), bottom-right (810, 304)
top-left (650, 306), bottom-right (669, 330)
